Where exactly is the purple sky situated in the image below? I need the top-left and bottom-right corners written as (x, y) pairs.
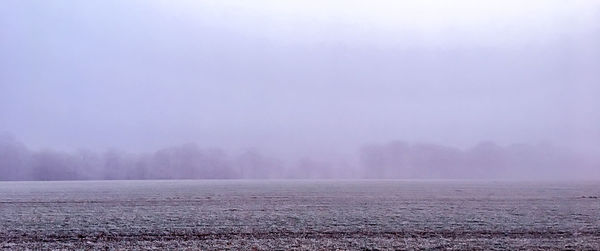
top-left (1, 0), bottom-right (599, 160)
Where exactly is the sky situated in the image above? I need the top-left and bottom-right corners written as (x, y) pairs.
top-left (1, 0), bottom-right (599, 160)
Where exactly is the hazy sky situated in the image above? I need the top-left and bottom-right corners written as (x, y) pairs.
top-left (1, 0), bottom-right (599, 158)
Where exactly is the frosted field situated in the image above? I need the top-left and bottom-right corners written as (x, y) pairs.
top-left (1, 180), bottom-right (599, 250)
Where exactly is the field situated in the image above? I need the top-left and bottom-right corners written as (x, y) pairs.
top-left (1, 180), bottom-right (599, 250)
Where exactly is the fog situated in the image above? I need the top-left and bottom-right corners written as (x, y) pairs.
top-left (1, 1), bottom-right (599, 180)
top-left (2, 134), bottom-right (598, 180)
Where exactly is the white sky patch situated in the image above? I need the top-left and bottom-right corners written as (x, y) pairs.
top-left (152, 0), bottom-right (599, 47)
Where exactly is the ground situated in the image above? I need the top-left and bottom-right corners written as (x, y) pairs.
top-left (1, 180), bottom-right (599, 250)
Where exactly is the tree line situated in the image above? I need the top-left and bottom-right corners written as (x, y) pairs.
top-left (0, 135), bottom-right (597, 180)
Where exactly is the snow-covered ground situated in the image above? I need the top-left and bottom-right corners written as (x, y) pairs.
top-left (1, 180), bottom-right (599, 249)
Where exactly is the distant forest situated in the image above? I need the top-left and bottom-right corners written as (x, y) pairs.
top-left (0, 135), bottom-right (597, 181)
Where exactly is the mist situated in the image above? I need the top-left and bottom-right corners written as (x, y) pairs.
top-left (1, 1), bottom-right (599, 180)
top-left (1, 134), bottom-right (598, 180)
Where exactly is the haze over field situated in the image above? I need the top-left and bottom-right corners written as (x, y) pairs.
top-left (1, 0), bottom-right (599, 180)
